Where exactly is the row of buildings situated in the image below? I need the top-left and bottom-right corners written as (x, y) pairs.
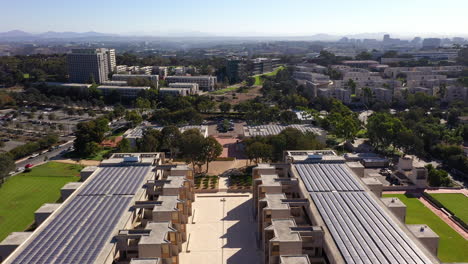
top-left (0, 153), bottom-right (196, 264)
top-left (67, 48), bottom-right (218, 94)
top-left (252, 150), bottom-right (440, 264)
top-left (294, 62), bottom-right (467, 104)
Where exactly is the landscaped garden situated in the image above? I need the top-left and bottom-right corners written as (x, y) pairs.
top-left (228, 174), bottom-right (252, 190)
top-left (194, 175), bottom-right (219, 190)
top-left (427, 193), bottom-right (468, 224)
top-left (383, 194), bottom-right (468, 262)
top-left (0, 162), bottom-right (83, 241)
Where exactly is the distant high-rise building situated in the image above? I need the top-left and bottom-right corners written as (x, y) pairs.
top-left (422, 38), bottom-right (441, 49)
top-left (411, 37), bottom-right (422, 45)
top-left (383, 34), bottom-right (391, 42)
top-left (105, 49), bottom-right (116, 72)
top-left (67, 48), bottom-right (114, 84)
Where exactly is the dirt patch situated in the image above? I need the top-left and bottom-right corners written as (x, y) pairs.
top-left (54, 159), bottom-right (101, 166)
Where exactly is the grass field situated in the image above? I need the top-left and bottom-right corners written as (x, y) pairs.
top-left (209, 86), bottom-right (238, 95)
top-left (0, 162), bottom-right (82, 241)
top-left (253, 66), bottom-right (285, 85)
top-left (383, 194), bottom-right (468, 262)
top-left (428, 193), bottom-right (468, 223)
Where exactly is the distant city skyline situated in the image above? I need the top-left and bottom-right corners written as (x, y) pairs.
top-left (1, 0), bottom-right (468, 37)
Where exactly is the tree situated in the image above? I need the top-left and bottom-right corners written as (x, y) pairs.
top-left (180, 129), bottom-right (205, 172)
top-left (201, 136), bottom-right (223, 173)
top-left (346, 79), bottom-right (357, 95)
top-left (246, 77), bottom-right (255, 86)
top-left (125, 110), bottom-right (143, 128)
top-left (367, 112), bottom-right (405, 152)
top-left (74, 117), bottom-right (110, 156)
top-left (138, 128), bottom-right (161, 152)
top-left (135, 97), bottom-right (151, 113)
top-left (117, 138), bottom-right (132, 152)
top-left (355, 51), bottom-right (372, 60)
top-left (219, 102), bottom-right (231, 113)
top-left (48, 113), bottom-right (57, 121)
top-left (0, 154), bottom-right (15, 186)
top-left (246, 142), bottom-right (272, 163)
top-left (160, 126), bottom-right (182, 159)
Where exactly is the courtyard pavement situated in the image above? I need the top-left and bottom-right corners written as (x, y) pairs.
top-left (179, 193), bottom-right (261, 264)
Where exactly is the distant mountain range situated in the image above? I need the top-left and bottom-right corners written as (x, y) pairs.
top-left (0, 30), bottom-right (465, 42)
top-left (0, 30), bottom-right (118, 40)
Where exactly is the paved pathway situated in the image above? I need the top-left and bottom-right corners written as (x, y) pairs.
top-left (417, 196), bottom-right (468, 240)
top-left (179, 193), bottom-right (261, 264)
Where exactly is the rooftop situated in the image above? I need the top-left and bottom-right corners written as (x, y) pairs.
top-left (244, 124), bottom-right (324, 137)
top-left (3, 161), bottom-right (156, 264)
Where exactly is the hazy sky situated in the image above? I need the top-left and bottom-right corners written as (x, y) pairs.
top-left (2, 0), bottom-right (468, 36)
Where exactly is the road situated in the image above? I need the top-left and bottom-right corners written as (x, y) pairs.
top-left (14, 140), bottom-right (74, 171)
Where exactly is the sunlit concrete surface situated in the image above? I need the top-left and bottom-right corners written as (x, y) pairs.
top-left (179, 193), bottom-right (261, 264)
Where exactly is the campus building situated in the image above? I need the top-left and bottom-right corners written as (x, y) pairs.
top-left (97, 85), bottom-right (151, 98)
top-left (165, 76), bottom-right (217, 91)
top-left (1, 153), bottom-right (195, 264)
top-left (252, 150), bottom-right (440, 264)
top-left (67, 48), bottom-right (115, 84)
top-left (123, 125), bottom-right (208, 148)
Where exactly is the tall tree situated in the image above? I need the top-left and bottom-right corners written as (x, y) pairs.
top-left (201, 136), bottom-right (223, 173)
top-left (160, 126), bottom-right (182, 159)
top-left (0, 154), bottom-right (15, 186)
top-left (180, 129), bottom-right (205, 172)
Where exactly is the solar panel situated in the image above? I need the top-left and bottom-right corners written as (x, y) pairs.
top-left (8, 164), bottom-right (151, 264)
top-left (310, 192), bottom-right (433, 264)
top-left (294, 163), bottom-right (364, 192)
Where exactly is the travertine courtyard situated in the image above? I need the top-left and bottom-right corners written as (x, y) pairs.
top-left (179, 193), bottom-right (261, 264)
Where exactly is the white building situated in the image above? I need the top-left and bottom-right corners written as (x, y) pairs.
top-left (165, 76), bottom-right (217, 91)
top-left (97, 86), bottom-right (151, 98)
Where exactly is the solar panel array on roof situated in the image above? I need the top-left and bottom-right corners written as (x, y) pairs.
top-left (293, 162), bottom-right (434, 264)
top-left (311, 192), bottom-right (432, 264)
top-left (10, 196), bottom-right (133, 264)
top-left (245, 124), bottom-right (323, 137)
top-left (7, 164), bottom-right (153, 264)
top-left (295, 163), bottom-right (363, 192)
top-left (80, 166), bottom-right (151, 195)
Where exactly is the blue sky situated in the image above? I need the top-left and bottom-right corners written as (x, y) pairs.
top-left (2, 0), bottom-right (468, 36)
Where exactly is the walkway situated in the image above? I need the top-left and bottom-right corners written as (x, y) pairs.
top-left (417, 196), bottom-right (468, 240)
top-left (179, 193), bottom-right (261, 264)
top-left (384, 190), bottom-right (468, 240)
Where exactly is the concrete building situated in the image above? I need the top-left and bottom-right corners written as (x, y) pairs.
top-left (342, 60), bottom-right (379, 68)
top-left (97, 85), bottom-right (151, 98)
top-left (372, 87), bottom-right (393, 102)
top-left (317, 88), bottom-right (351, 104)
top-left (396, 156), bottom-right (428, 188)
top-left (101, 80), bottom-right (128, 86)
top-left (1, 153), bottom-right (192, 264)
top-left (106, 49), bottom-right (116, 72)
top-left (159, 87), bottom-right (190, 96)
top-left (168, 82), bottom-right (199, 94)
top-left (112, 74), bottom-right (159, 88)
top-left (41, 82), bottom-right (92, 90)
top-left (444, 86), bottom-right (468, 103)
top-left (251, 151), bottom-right (440, 264)
top-left (124, 125), bottom-right (208, 148)
top-left (422, 38), bottom-right (442, 49)
top-left (244, 124), bottom-right (326, 142)
top-left (252, 58), bottom-right (274, 75)
top-left (67, 48), bottom-right (113, 84)
top-left (165, 76), bottom-right (217, 91)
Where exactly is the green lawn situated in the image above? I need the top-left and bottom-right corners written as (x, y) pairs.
top-left (0, 162), bottom-right (82, 241)
top-left (209, 86), bottom-right (238, 95)
top-left (253, 66), bottom-right (285, 85)
top-left (383, 194), bottom-right (468, 262)
top-left (428, 193), bottom-right (468, 224)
